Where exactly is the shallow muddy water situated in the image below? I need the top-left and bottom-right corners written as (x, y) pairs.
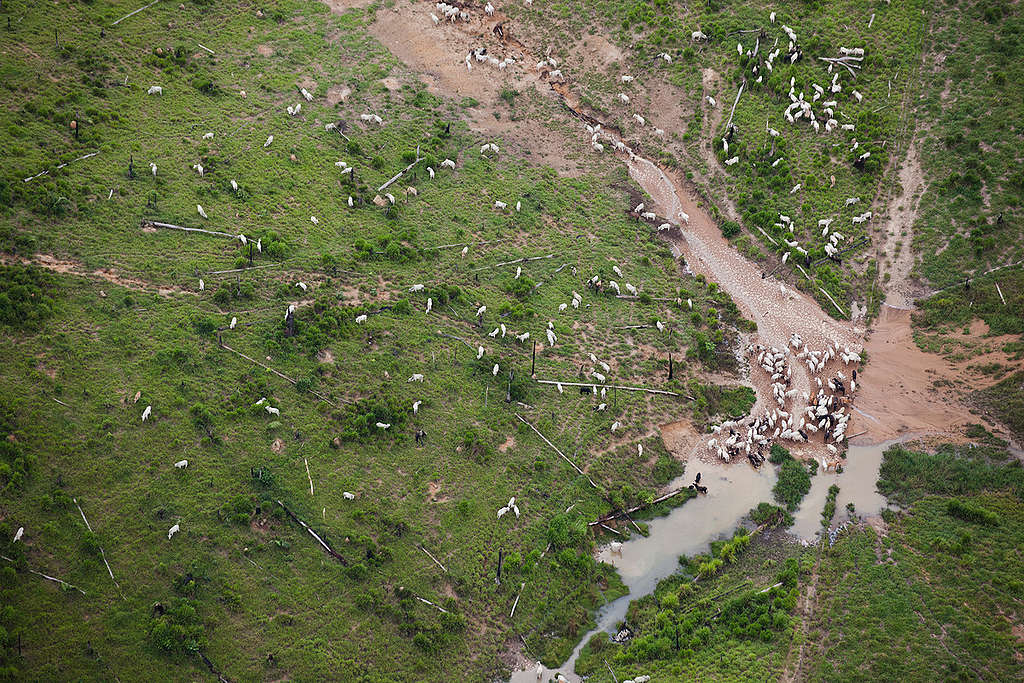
top-left (509, 458), bottom-right (776, 682)
top-left (788, 438), bottom-right (895, 540)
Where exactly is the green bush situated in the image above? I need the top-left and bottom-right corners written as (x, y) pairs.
top-left (147, 599), bottom-right (206, 655)
top-left (946, 498), bottom-right (1000, 526)
top-left (774, 457), bottom-right (812, 511)
top-left (0, 265), bottom-right (57, 330)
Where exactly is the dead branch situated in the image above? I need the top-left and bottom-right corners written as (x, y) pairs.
top-left (377, 156), bottom-right (423, 193)
top-left (418, 545), bottom-right (448, 573)
top-left (414, 594), bottom-right (450, 614)
top-left (73, 498), bottom-right (120, 591)
top-left (817, 286), bottom-right (847, 317)
top-left (509, 582), bottom-right (525, 618)
top-left (111, 0), bottom-right (160, 25)
top-left (1, 555), bottom-right (86, 595)
top-left (472, 254), bottom-right (556, 271)
top-left (220, 342), bottom-right (343, 407)
top-left (589, 486), bottom-right (691, 526)
top-left (23, 151), bottom-right (99, 182)
top-left (725, 79), bottom-right (745, 132)
top-left (435, 330), bottom-right (476, 351)
top-left (205, 262), bottom-right (283, 275)
top-left (425, 238), bottom-right (512, 250)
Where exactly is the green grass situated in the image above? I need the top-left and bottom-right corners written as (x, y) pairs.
top-left (908, 0), bottom-right (1024, 290)
top-left (0, 0), bottom-right (762, 678)
top-left (504, 0), bottom-right (930, 316)
top-left (877, 442), bottom-right (1024, 507)
top-left (972, 370), bottom-right (1024, 443)
top-left (569, 439), bottom-right (1024, 682)
top-left (810, 493), bottom-right (1024, 681)
top-left (575, 527), bottom-right (807, 682)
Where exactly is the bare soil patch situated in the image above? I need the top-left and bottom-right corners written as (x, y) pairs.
top-left (325, 84), bottom-right (351, 106)
top-left (362, 2), bottom-right (598, 175)
top-left (851, 305), bottom-right (1002, 441)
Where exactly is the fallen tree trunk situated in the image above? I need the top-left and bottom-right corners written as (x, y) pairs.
top-left (377, 157), bottom-right (423, 193)
top-left (220, 343), bottom-right (342, 407)
top-left (73, 498), bottom-right (120, 591)
top-left (514, 414), bottom-right (597, 488)
top-left (536, 379), bottom-right (691, 399)
top-left (276, 500), bottom-right (348, 565)
top-left (1, 555), bottom-right (86, 595)
top-left (142, 219), bottom-right (235, 239)
top-left (472, 254), bottom-right (555, 271)
top-left (111, 0), bottom-right (160, 25)
top-left (588, 486), bottom-right (692, 526)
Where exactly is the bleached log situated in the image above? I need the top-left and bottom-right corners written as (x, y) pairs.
top-left (73, 498), bottom-right (118, 588)
top-left (725, 79), bottom-right (745, 132)
top-left (276, 500), bottom-right (347, 564)
top-left (111, 0), bottom-right (160, 26)
top-left (221, 342), bottom-right (342, 407)
top-left (1, 555), bottom-right (86, 595)
top-left (377, 156), bottom-right (423, 193)
top-left (588, 486), bottom-right (692, 526)
top-left (418, 544), bottom-right (448, 573)
top-left (536, 379), bottom-right (690, 398)
top-left (472, 254), bottom-right (555, 271)
top-left (142, 220), bottom-right (235, 239)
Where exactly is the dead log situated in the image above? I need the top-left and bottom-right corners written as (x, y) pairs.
top-left (536, 379), bottom-right (691, 399)
top-left (588, 486), bottom-right (691, 527)
top-left (111, 0), bottom-right (160, 25)
top-left (275, 500), bottom-right (348, 565)
top-left (1, 555), bottom-right (86, 595)
top-left (220, 342), bottom-right (342, 407)
top-left (418, 545), bottom-right (448, 573)
top-left (472, 253), bottom-right (555, 271)
top-left (142, 220), bottom-right (235, 239)
top-left (73, 498), bottom-right (120, 591)
top-left (725, 79), bottom-right (745, 132)
top-left (377, 156), bottom-right (423, 193)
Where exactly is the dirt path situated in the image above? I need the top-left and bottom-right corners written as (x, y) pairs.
top-left (364, 3), bottom-right (594, 175)
top-left (623, 154), bottom-right (863, 460)
top-left (879, 140), bottom-right (927, 308)
top-left (782, 551), bottom-right (822, 682)
top-left (1, 253), bottom-right (193, 296)
top-left (344, 0), bottom-right (1001, 463)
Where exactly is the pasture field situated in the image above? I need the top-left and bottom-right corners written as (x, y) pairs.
top-left (2, 0), bottom-right (1022, 680)
top-left (503, 0), bottom-right (931, 317)
top-left (0, 0), bottom-right (756, 679)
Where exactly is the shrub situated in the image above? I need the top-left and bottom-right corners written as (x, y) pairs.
top-left (774, 457), bottom-right (812, 511)
top-left (946, 498), bottom-right (999, 525)
top-left (0, 265), bottom-right (57, 330)
top-left (147, 599), bottom-right (206, 655)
